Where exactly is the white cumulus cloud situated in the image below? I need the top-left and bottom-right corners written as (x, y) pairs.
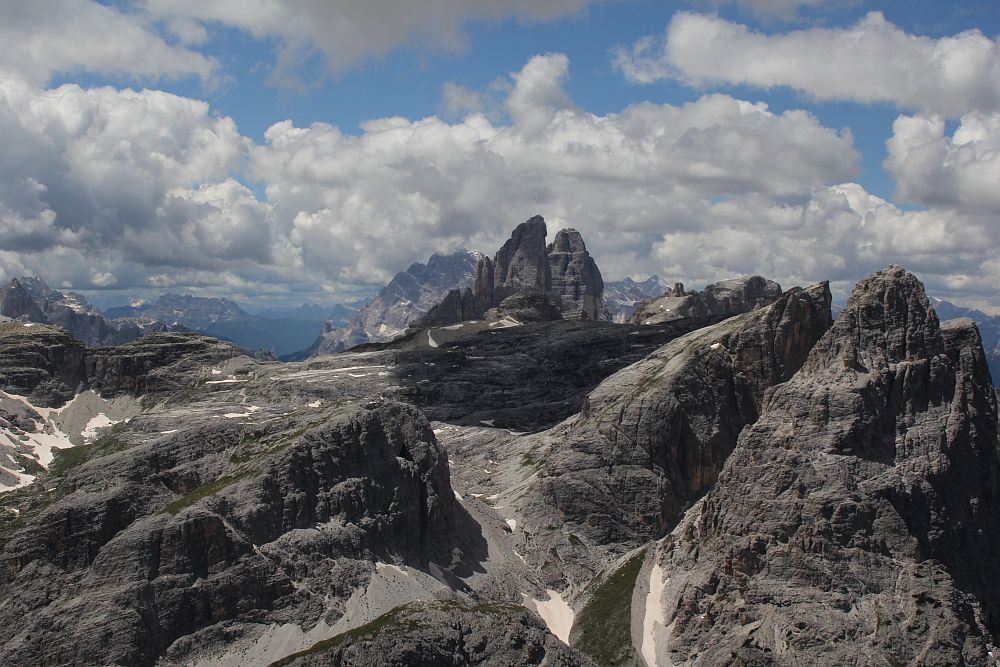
top-left (0, 0), bottom-right (218, 85)
top-left (615, 11), bottom-right (1000, 117)
top-left (142, 0), bottom-right (598, 80)
top-left (0, 50), bottom-right (997, 310)
top-left (248, 53), bottom-right (859, 285)
top-left (886, 112), bottom-right (1000, 213)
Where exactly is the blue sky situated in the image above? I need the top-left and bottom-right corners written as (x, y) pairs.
top-left (3, 0), bottom-right (1000, 311)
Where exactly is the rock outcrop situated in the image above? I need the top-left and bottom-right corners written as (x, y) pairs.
top-left (393, 316), bottom-right (733, 432)
top-left (630, 275), bottom-right (782, 325)
top-left (509, 282), bottom-right (832, 556)
top-left (0, 401), bottom-right (461, 666)
top-left (932, 297), bottom-right (1000, 382)
top-left (87, 332), bottom-right (250, 398)
top-left (603, 276), bottom-right (669, 323)
top-left (640, 265), bottom-right (1000, 666)
top-left (547, 228), bottom-right (607, 320)
top-left (0, 322), bottom-right (88, 407)
top-left (275, 600), bottom-right (595, 666)
top-left (494, 215), bottom-right (551, 301)
top-left (419, 217), bottom-right (607, 328)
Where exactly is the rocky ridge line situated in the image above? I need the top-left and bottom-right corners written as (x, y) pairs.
top-left (639, 265), bottom-right (1000, 666)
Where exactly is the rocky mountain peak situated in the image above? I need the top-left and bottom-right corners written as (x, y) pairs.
top-left (419, 216), bottom-right (609, 328)
top-left (493, 214), bottom-right (551, 300)
top-left (547, 227), bottom-right (606, 320)
top-left (807, 263), bottom-right (940, 372)
top-left (642, 265), bottom-right (1000, 665)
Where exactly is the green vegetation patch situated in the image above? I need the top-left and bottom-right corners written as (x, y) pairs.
top-left (49, 429), bottom-right (129, 476)
top-left (572, 548), bottom-right (647, 666)
top-left (268, 600), bottom-right (523, 667)
top-left (161, 468), bottom-right (258, 515)
top-left (268, 605), bottom-right (415, 667)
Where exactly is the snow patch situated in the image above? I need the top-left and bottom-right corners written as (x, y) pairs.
top-left (527, 589), bottom-right (574, 645)
top-left (80, 413), bottom-right (120, 442)
top-left (506, 519), bottom-right (517, 532)
top-left (642, 560), bottom-right (668, 667)
top-left (427, 331), bottom-right (439, 348)
top-left (223, 406), bottom-right (260, 419)
top-left (488, 316), bottom-right (521, 329)
top-left (307, 400), bottom-right (323, 408)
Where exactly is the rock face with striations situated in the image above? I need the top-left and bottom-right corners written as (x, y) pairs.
top-left (547, 228), bottom-right (607, 320)
top-left (509, 282), bottom-right (833, 559)
top-left (0, 401), bottom-right (462, 666)
top-left (630, 275), bottom-right (782, 325)
top-left (639, 265), bottom-right (1000, 666)
top-left (493, 215), bottom-right (551, 302)
top-left (419, 216), bottom-right (607, 328)
top-left (0, 322), bottom-right (88, 407)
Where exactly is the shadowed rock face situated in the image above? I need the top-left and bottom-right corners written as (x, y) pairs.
top-left (0, 401), bottom-right (460, 666)
top-left (276, 601), bottom-right (596, 667)
top-left (86, 332), bottom-right (247, 398)
top-left (513, 283), bottom-right (833, 552)
top-left (493, 215), bottom-right (551, 302)
top-left (419, 217), bottom-right (608, 328)
top-left (547, 228), bottom-right (606, 321)
top-left (644, 265), bottom-right (1000, 666)
top-left (393, 316), bottom-right (734, 432)
top-left (0, 323), bottom-right (87, 407)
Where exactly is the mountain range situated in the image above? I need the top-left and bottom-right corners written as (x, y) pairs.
top-left (107, 293), bottom-right (325, 356)
top-left (0, 260), bottom-right (995, 666)
top-left (0, 213), bottom-right (997, 665)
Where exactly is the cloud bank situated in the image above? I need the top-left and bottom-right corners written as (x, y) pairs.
top-left (0, 0), bottom-right (218, 85)
top-left (2, 50), bottom-right (998, 308)
top-left (615, 11), bottom-right (1000, 117)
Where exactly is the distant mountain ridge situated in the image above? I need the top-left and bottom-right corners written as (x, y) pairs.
top-left (294, 250), bottom-right (485, 358)
top-left (0, 277), bottom-right (175, 347)
top-left (107, 294), bottom-right (323, 356)
top-left (603, 275), bottom-right (669, 322)
top-left (931, 297), bottom-right (1000, 381)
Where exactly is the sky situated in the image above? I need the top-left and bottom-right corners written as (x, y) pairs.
top-left (1, 0), bottom-right (999, 312)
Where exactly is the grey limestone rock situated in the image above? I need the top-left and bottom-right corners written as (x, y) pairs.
top-left (493, 215), bottom-right (551, 302)
top-left (0, 277), bottom-right (170, 348)
top-left (0, 400), bottom-right (460, 666)
top-left (643, 265), bottom-right (1000, 666)
top-left (302, 250), bottom-right (483, 356)
top-left (547, 227), bottom-right (607, 321)
top-left (603, 276), bottom-right (669, 323)
top-left (510, 282), bottom-right (833, 558)
top-left (0, 322), bottom-right (88, 407)
top-left (419, 217), bottom-right (608, 329)
top-left (486, 293), bottom-right (564, 323)
top-left (630, 275), bottom-right (782, 325)
top-left (275, 600), bottom-right (595, 666)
